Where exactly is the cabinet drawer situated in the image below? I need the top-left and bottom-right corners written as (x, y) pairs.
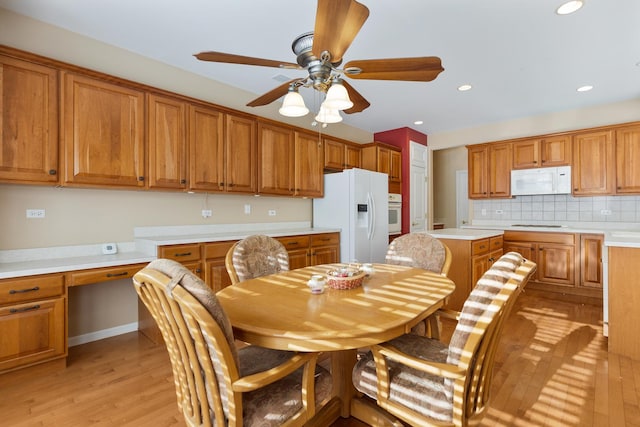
top-left (203, 241), bottom-right (235, 259)
top-left (310, 233), bottom-right (339, 247)
top-left (0, 275), bottom-right (64, 305)
top-left (471, 239), bottom-right (490, 256)
top-left (67, 263), bottom-right (147, 287)
top-left (158, 244), bottom-right (202, 262)
top-left (489, 236), bottom-right (503, 251)
top-left (278, 236), bottom-right (310, 250)
top-left (503, 231), bottom-right (574, 245)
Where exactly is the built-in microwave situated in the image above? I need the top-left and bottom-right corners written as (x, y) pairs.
top-left (388, 193), bottom-right (402, 235)
top-left (511, 166), bottom-right (571, 196)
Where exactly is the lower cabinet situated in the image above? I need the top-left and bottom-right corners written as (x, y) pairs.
top-left (503, 231), bottom-right (602, 298)
top-left (277, 232), bottom-right (340, 269)
top-left (438, 235), bottom-right (503, 311)
top-left (0, 274), bottom-right (67, 373)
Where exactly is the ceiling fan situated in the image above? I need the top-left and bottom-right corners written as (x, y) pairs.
top-left (194, 0), bottom-right (444, 122)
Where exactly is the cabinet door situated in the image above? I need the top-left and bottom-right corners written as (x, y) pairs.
top-left (471, 254), bottom-right (489, 288)
top-left (389, 149), bottom-right (402, 182)
top-left (188, 104), bottom-right (224, 191)
top-left (512, 139), bottom-right (539, 169)
top-left (257, 122), bottom-right (294, 195)
top-left (377, 147), bottom-right (391, 176)
top-left (323, 138), bottom-right (345, 170)
top-left (615, 125), bottom-right (640, 194)
top-left (0, 55), bottom-right (59, 184)
top-left (147, 94), bottom-right (187, 189)
top-left (580, 234), bottom-right (603, 289)
top-left (226, 114), bottom-right (257, 193)
top-left (203, 241), bottom-right (235, 292)
top-left (0, 297), bottom-right (66, 372)
top-left (540, 135), bottom-right (571, 167)
top-left (537, 244), bottom-right (575, 286)
top-left (344, 144), bottom-right (361, 169)
top-left (310, 233), bottom-right (340, 265)
top-left (489, 143), bottom-right (511, 198)
top-left (294, 131), bottom-right (323, 197)
top-left (62, 73), bottom-right (145, 187)
top-left (467, 145), bottom-right (488, 198)
top-left (572, 130), bottom-right (615, 196)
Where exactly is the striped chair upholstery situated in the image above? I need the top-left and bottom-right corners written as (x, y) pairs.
top-left (352, 252), bottom-right (536, 426)
top-left (225, 235), bottom-right (289, 284)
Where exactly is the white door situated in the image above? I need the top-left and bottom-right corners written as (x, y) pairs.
top-left (456, 170), bottom-right (470, 227)
top-left (410, 141), bottom-right (427, 232)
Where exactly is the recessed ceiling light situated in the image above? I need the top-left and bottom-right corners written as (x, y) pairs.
top-left (556, 1), bottom-right (584, 15)
top-left (577, 85), bottom-right (593, 92)
top-left (413, 120), bottom-right (424, 125)
top-left (457, 84), bottom-right (472, 91)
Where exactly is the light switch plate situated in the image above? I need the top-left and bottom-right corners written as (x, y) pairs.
top-left (102, 243), bottom-right (118, 255)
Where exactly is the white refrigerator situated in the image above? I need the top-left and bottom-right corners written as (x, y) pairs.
top-left (313, 168), bottom-right (389, 263)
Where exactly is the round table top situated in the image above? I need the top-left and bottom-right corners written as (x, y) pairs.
top-left (217, 263), bottom-right (455, 352)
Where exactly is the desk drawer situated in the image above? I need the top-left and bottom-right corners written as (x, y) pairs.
top-left (158, 244), bottom-right (202, 262)
top-left (278, 236), bottom-right (310, 250)
top-left (67, 263), bottom-right (147, 287)
top-left (0, 275), bottom-right (64, 305)
top-left (310, 233), bottom-right (339, 247)
top-left (203, 241), bottom-right (235, 259)
top-left (471, 239), bottom-right (490, 256)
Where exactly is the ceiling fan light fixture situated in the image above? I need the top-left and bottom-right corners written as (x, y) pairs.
top-left (315, 104), bottom-right (343, 124)
top-left (556, 1), bottom-right (584, 15)
top-left (323, 79), bottom-right (353, 110)
top-left (279, 87), bottom-right (309, 117)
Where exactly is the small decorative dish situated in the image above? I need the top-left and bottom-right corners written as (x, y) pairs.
top-left (326, 267), bottom-right (366, 290)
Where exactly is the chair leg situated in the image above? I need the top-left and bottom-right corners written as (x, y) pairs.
top-left (426, 315), bottom-right (442, 340)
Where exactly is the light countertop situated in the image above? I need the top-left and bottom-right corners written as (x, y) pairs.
top-left (424, 228), bottom-right (504, 240)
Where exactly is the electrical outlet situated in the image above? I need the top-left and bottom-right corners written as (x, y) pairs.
top-left (201, 209), bottom-right (212, 218)
top-left (244, 204), bottom-right (251, 214)
top-left (600, 209), bottom-right (612, 216)
top-left (26, 209), bottom-right (45, 219)
top-left (268, 209), bottom-right (276, 216)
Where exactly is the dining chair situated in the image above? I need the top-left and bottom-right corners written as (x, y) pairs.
top-left (225, 234), bottom-right (289, 284)
top-left (352, 252), bottom-right (536, 427)
top-left (133, 258), bottom-right (332, 427)
top-left (385, 233), bottom-right (452, 336)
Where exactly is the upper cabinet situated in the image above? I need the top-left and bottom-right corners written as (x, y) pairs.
top-left (512, 135), bottom-right (571, 169)
top-left (468, 143), bottom-right (511, 199)
top-left (147, 93), bottom-right (187, 190)
top-left (294, 131), bottom-right (324, 197)
top-left (61, 72), bottom-right (145, 188)
top-left (323, 137), bottom-right (361, 171)
top-left (0, 55), bottom-right (59, 185)
top-left (222, 114), bottom-right (257, 194)
top-left (361, 142), bottom-right (402, 194)
top-left (257, 121), bottom-right (294, 196)
top-left (572, 129), bottom-right (615, 196)
top-left (614, 124), bottom-right (640, 194)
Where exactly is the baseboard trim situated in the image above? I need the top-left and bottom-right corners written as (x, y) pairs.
top-left (69, 322), bottom-right (138, 347)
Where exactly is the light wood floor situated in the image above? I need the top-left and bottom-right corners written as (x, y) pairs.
top-left (2, 291), bottom-right (639, 427)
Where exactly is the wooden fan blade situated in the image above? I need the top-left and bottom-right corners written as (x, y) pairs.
top-left (341, 80), bottom-right (370, 114)
top-left (246, 79), bottom-right (300, 107)
top-left (194, 51), bottom-right (301, 69)
top-left (312, 0), bottom-right (369, 64)
top-left (344, 57), bottom-right (445, 82)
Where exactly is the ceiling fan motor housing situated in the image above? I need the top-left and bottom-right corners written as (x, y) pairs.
top-left (292, 32), bottom-right (336, 91)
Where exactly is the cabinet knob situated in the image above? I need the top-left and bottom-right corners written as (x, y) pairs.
top-left (48, 169), bottom-right (57, 175)
top-left (180, 179), bottom-right (186, 184)
top-left (138, 176), bottom-right (145, 181)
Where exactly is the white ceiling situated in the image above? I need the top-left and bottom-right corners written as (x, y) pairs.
top-left (1, 0), bottom-right (639, 136)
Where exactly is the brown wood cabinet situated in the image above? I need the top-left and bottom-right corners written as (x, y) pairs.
top-left (147, 93), bottom-right (187, 190)
top-left (294, 131), bottom-right (324, 197)
top-left (257, 121), bottom-right (294, 196)
top-left (572, 129), bottom-right (615, 196)
top-left (512, 135), bottom-right (572, 169)
top-left (0, 55), bottom-right (59, 185)
top-left (203, 241), bottom-right (235, 293)
top-left (467, 143), bottom-right (512, 199)
top-left (323, 137), bottom-right (361, 171)
top-left (67, 263), bottom-right (147, 287)
top-left (157, 243), bottom-right (203, 278)
top-left (438, 235), bottom-right (503, 311)
top-left (608, 246), bottom-right (640, 360)
top-left (580, 234), bottom-right (603, 289)
top-left (361, 142), bottom-right (402, 194)
top-left (61, 72), bottom-right (145, 188)
top-left (0, 274), bottom-right (66, 373)
top-left (614, 124), bottom-right (640, 194)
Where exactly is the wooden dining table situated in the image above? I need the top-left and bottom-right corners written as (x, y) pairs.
top-left (216, 263), bottom-right (455, 426)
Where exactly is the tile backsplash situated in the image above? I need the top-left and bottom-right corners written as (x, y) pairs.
top-left (472, 195), bottom-right (640, 224)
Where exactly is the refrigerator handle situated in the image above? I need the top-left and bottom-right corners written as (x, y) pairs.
top-left (367, 192), bottom-right (375, 240)
top-left (370, 192), bottom-right (376, 239)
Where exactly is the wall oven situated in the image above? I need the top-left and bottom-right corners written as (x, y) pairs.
top-left (388, 193), bottom-right (402, 235)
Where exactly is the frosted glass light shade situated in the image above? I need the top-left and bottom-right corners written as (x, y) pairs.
top-left (323, 81), bottom-right (353, 110)
top-left (279, 90), bottom-right (309, 117)
top-left (315, 104), bottom-right (342, 123)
